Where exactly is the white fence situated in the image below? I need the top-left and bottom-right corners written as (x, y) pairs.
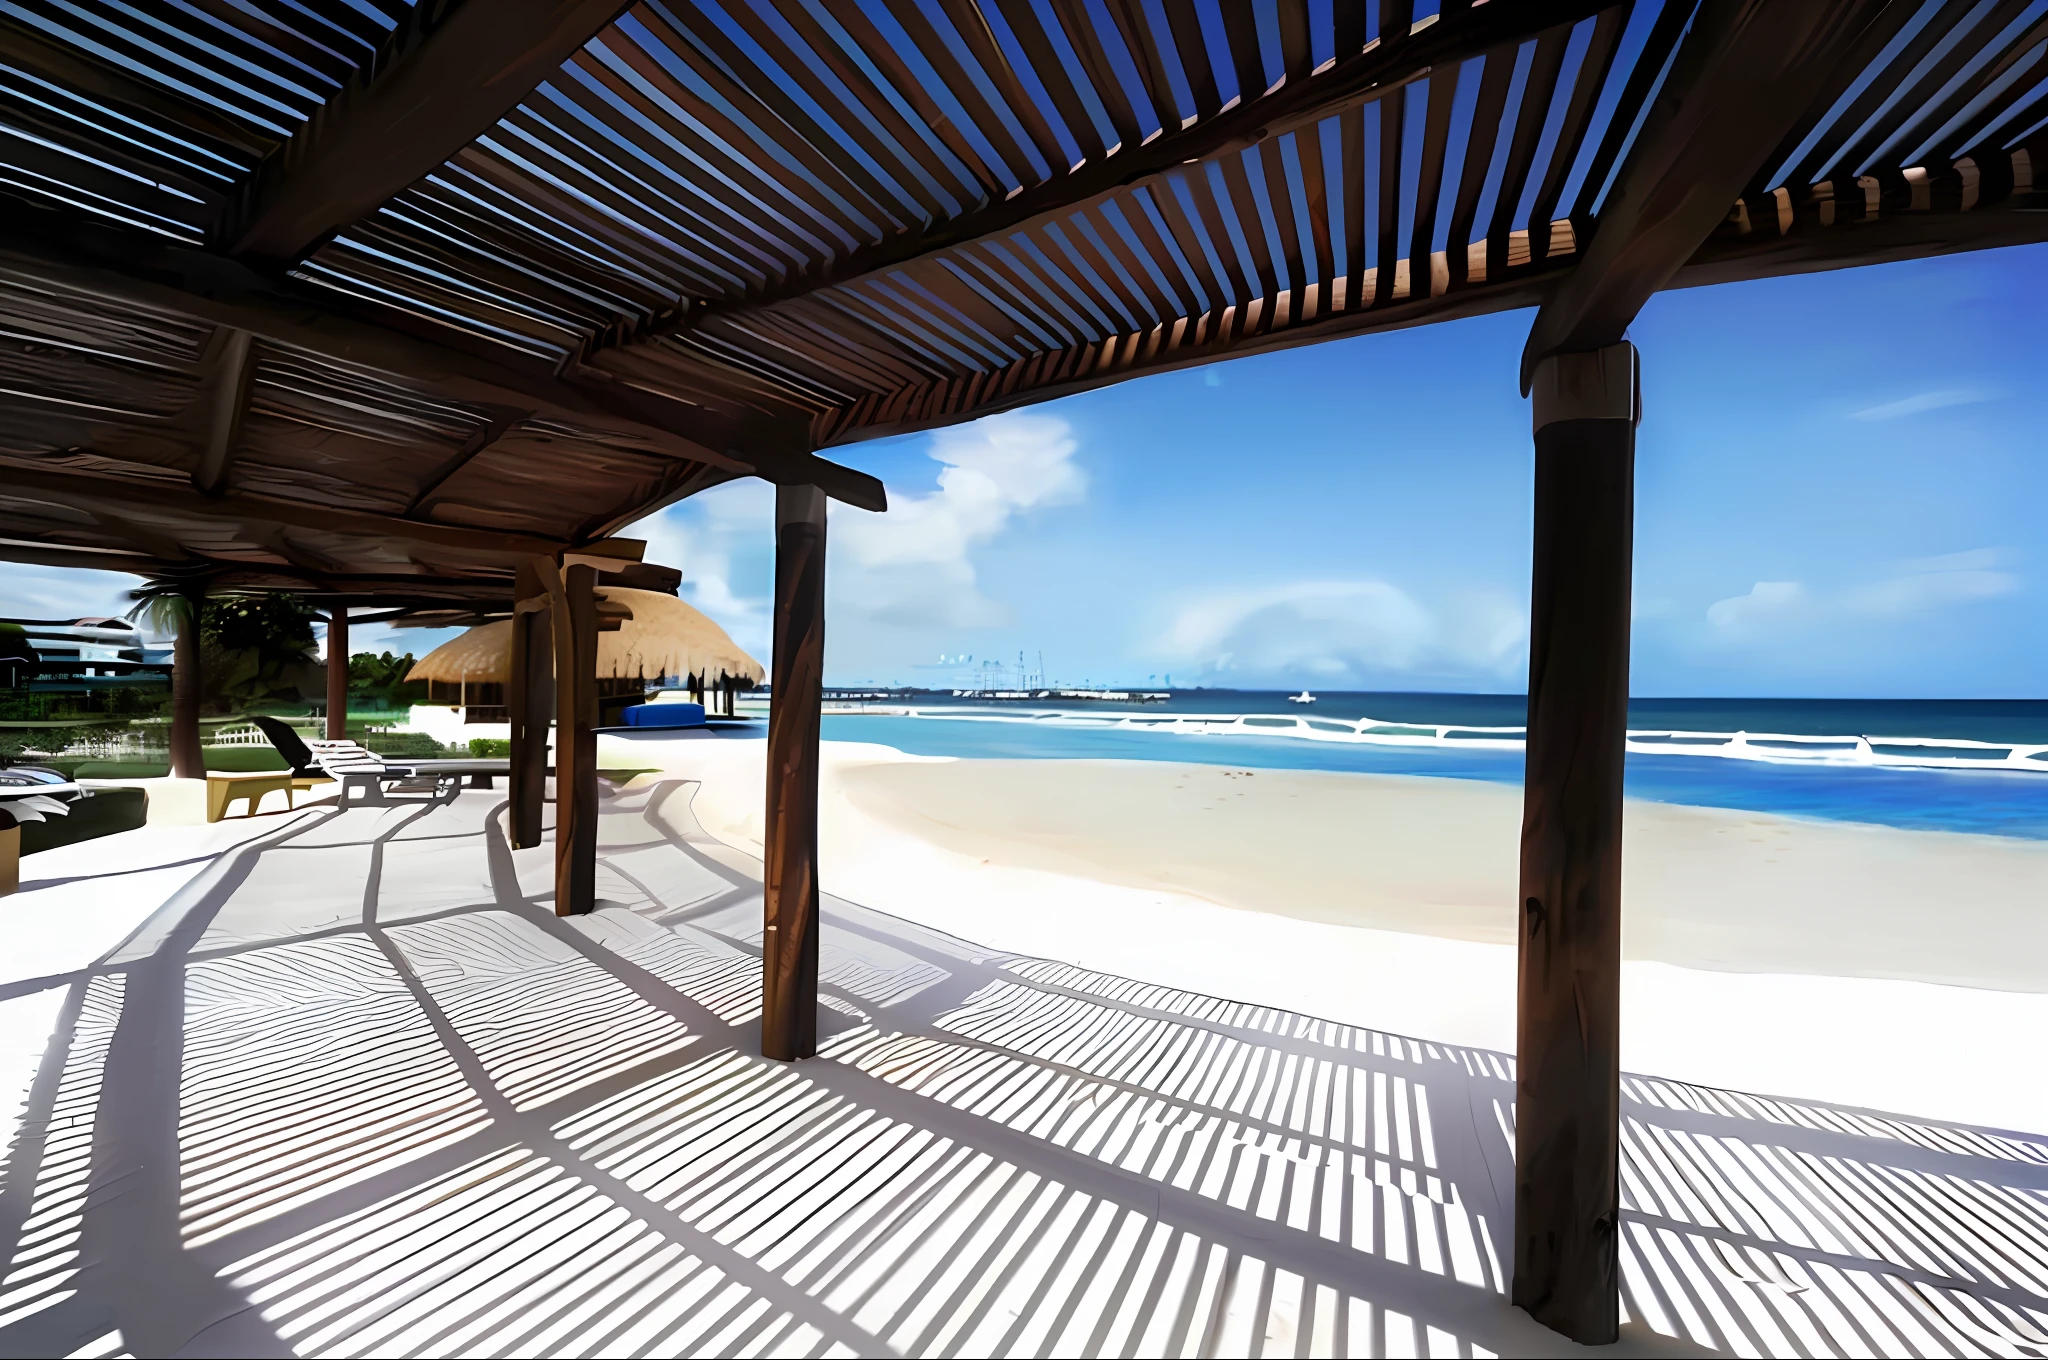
top-left (202, 720), bottom-right (319, 747)
top-left (15, 717), bottom-right (326, 758)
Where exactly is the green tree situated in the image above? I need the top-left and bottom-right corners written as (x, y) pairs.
top-left (0, 622), bottom-right (34, 690)
top-left (127, 586), bottom-right (205, 774)
top-left (347, 651), bottom-right (428, 708)
top-left (198, 595), bottom-right (320, 712)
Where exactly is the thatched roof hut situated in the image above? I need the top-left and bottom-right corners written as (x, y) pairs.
top-left (405, 589), bottom-right (762, 687)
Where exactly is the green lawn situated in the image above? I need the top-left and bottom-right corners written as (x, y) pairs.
top-left (48, 749), bottom-right (288, 779)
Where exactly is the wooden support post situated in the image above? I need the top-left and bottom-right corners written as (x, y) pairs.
top-left (508, 560), bottom-right (552, 850)
top-left (763, 484), bottom-right (827, 1061)
top-left (325, 608), bottom-right (348, 742)
top-left (0, 815), bottom-right (17, 897)
top-left (170, 593), bottom-right (203, 780)
top-left (550, 561), bottom-right (599, 915)
top-left (1513, 342), bottom-right (1638, 1344)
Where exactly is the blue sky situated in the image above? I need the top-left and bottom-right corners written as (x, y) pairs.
top-left (637, 242), bottom-right (2047, 698)
top-left (6, 243), bottom-right (2043, 697)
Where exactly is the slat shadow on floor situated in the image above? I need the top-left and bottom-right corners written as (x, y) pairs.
top-left (0, 781), bottom-right (2043, 1358)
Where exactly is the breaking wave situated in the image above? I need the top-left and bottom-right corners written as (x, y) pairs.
top-left (827, 705), bottom-right (2048, 776)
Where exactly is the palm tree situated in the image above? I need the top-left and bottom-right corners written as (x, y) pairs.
top-left (129, 585), bottom-right (204, 779)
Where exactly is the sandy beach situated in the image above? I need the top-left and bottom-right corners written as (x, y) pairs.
top-left (612, 732), bottom-right (2048, 1134)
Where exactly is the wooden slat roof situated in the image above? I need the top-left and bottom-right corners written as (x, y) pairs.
top-left (3, 0), bottom-right (2045, 606)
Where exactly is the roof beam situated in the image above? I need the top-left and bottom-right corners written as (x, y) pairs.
top-left (643, 0), bottom-right (1613, 344)
top-left (822, 270), bottom-right (1564, 448)
top-left (809, 137), bottom-right (2047, 450)
top-left (587, 460), bottom-right (740, 542)
top-left (0, 225), bottom-right (706, 455)
top-left (0, 538), bottom-right (162, 575)
top-left (0, 527), bottom-right (590, 603)
top-left (1, 462), bottom-right (568, 559)
top-left (1679, 144), bottom-right (2048, 287)
top-left (406, 411), bottom-right (523, 516)
top-left (192, 326), bottom-right (255, 496)
top-left (0, 213), bottom-right (886, 510)
top-left (81, 507), bottom-right (197, 564)
top-left (1519, 0), bottom-right (1902, 389)
top-left (228, 0), bottom-right (632, 261)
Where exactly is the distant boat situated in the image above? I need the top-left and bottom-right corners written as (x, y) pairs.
top-left (1288, 691), bottom-right (1315, 704)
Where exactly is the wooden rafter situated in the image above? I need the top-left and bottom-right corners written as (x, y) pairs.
top-left (191, 326), bottom-right (256, 496)
top-left (0, 540), bottom-right (164, 575)
top-left (1686, 140), bottom-right (2048, 283)
top-left (0, 461), bottom-right (568, 558)
top-left (1521, 0), bottom-right (1905, 387)
top-left (640, 0), bottom-right (1615, 348)
top-left (587, 461), bottom-right (741, 542)
top-left (0, 536), bottom-right (519, 603)
top-left (816, 266), bottom-right (1561, 448)
top-left (0, 19), bottom-right (269, 161)
top-left (228, 0), bottom-right (632, 262)
top-left (406, 410), bottom-right (526, 516)
top-left (3, 0), bottom-right (2043, 594)
top-left (0, 220), bottom-right (886, 511)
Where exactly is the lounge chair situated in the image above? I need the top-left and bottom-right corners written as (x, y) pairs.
top-left (249, 716), bottom-right (513, 792)
top-left (303, 739), bottom-right (459, 808)
top-left (247, 716), bottom-right (340, 788)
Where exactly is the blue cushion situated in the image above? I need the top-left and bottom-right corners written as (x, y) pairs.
top-left (623, 702), bottom-right (705, 728)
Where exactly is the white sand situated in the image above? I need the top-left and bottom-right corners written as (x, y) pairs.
top-left (613, 734), bottom-right (2048, 1134)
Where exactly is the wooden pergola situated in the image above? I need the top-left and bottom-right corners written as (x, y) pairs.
top-left (2, 0), bottom-right (2043, 1343)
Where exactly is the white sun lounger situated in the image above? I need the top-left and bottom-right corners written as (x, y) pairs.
top-left (307, 740), bottom-right (459, 809)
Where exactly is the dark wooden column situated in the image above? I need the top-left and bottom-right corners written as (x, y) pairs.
top-left (550, 560), bottom-right (599, 915)
top-left (508, 560), bottom-right (553, 850)
top-left (1513, 342), bottom-right (1638, 1344)
top-left (325, 608), bottom-right (348, 741)
top-left (763, 483), bottom-right (827, 1061)
top-left (169, 592), bottom-right (204, 779)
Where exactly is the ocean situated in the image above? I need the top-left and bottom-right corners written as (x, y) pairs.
top-left (813, 691), bottom-right (2048, 840)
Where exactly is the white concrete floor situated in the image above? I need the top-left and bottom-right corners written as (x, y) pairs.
top-left (0, 782), bottom-right (2043, 1358)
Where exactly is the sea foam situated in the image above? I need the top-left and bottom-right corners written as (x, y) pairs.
top-left (826, 704), bottom-right (2048, 776)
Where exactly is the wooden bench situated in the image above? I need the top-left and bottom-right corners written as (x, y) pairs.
top-left (205, 771), bottom-right (301, 822)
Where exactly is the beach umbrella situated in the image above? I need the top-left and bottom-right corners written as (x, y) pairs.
top-left (405, 588), bottom-right (763, 687)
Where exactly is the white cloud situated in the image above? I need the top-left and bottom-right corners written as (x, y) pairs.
top-left (623, 412), bottom-right (1085, 660)
top-left (1706, 580), bottom-right (1806, 633)
top-left (1901, 548), bottom-right (1998, 573)
top-left (627, 479), bottom-right (776, 658)
top-left (1701, 550), bottom-right (2018, 643)
top-left (830, 412), bottom-right (1085, 628)
top-left (0, 566), bottom-right (147, 625)
top-left (1848, 389), bottom-right (1989, 421)
top-left (1847, 548), bottom-right (2017, 617)
top-left (1157, 580), bottom-right (1527, 684)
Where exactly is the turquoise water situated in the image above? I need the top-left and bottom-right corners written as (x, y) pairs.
top-left (819, 709), bottom-right (2048, 840)
top-left (830, 689), bottom-right (2048, 741)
